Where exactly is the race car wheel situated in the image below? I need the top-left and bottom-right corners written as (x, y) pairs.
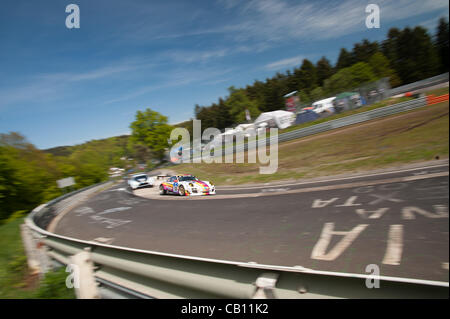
top-left (159, 185), bottom-right (166, 195)
top-left (178, 185), bottom-right (186, 196)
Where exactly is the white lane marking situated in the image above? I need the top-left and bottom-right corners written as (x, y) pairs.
top-left (378, 183), bottom-right (408, 191)
top-left (260, 188), bottom-right (289, 193)
top-left (89, 215), bottom-right (131, 229)
top-left (97, 207), bottom-right (132, 215)
top-left (118, 198), bottom-right (145, 205)
top-left (402, 205), bottom-right (449, 220)
top-left (217, 163), bottom-right (449, 191)
top-left (74, 206), bottom-right (95, 216)
top-left (356, 207), bottom-right (389, 219)
top-left (382, 225), bottom-right (403, 266)
top-left (335, 196), bottom-right (362, 207)
top-left (353, 186), bottom-right (375, 193)
top-left (107, 187), bottom-right (127, 192)
top-left (368, 192), bottom-right (404, 205)
top-left (312, 198), bottom-right (339, 208)
top-left (413, 171), bottom-right (429, 175)
top-left (311, 223), bottom-right (369, 261)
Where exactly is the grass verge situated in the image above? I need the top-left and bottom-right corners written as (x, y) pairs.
top-left (203, 96), bottom-right (415, 153)
top-left (0, 216), bottom-right (75, 299)
top-left (425, 86), bottom-right (449, 96)
top-left (174, 101), bottom-right (449, 185)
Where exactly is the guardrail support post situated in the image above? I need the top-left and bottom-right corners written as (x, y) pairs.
top-left (252, 273), bottom-right (279, 299)
top-left (21, 223), bottom-right (51, 279)
top-left (20, 224), bottom-right (41, 275)
top-left (70, 248), bottom-right (100, 299)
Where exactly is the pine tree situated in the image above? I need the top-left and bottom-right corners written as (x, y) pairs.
top-left (316, 57), bottom-right (334, 87)
top-left (336, 48), bottom-right (354, 70)
top-left (352, 39), bottom-right (379, 63)
top-left (298, 59), bottom-right (317, 93)
top-left (368, 52), bottom-right (401, 87)
top-left (435, 17), bottom-right (449, 73)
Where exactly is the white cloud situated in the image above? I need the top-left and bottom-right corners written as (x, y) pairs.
top-left (150, 0), bottom-right (448, 55)
top-left (226, 0), bottom-right (448, 41)
top-left (265, 55), bottom-right (304, 70)
top-left (164, 49), bottom-right (229, 63)
top-left (103, 66), bottom-right (235, 105)
top-left (418, 12), bottom-right (449, 31)
top-left (0, 58), bottom-right (155, 109)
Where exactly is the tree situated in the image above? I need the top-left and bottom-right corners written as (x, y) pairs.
top-left (435, 17), bottom-right (449, 73)
top-left (382, 27), bottom-right (401, 63)
top-left (383, 26), bottom-right (439, 84)
top-left (225, 87), bottom-right (260, 124)
top-left (0, 131), bottom-right (134, 223)
top-left (310, 87), bottom-right (324, 102)
top-left (0, 133), bottom-right (64, 221)
top-left (348, 62), bottom-right (377, 86)
top-left (297, 59), bottom-right (317, 93)
top-left (368, 52), bottom-right (401, 87)
top-left (336, 48), bottom-right (354, 70)
top-left (129, 108), bottom-right (173, 161)
top-left (298, 91), bottom-right (311, 105)
top-left (316, 57), bottom-right (334, 87)
top-left (186, 20), bottom-right (446, 133)
top-left (217, 97), bottom-right (234, 128)
top-left (0, 132), bottom-right (34, 151)
top-left (352, 39), bottom-right (379, 63)
top-left (324, 62), bottom-right (376, 95)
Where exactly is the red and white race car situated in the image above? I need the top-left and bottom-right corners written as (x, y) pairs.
top-left (159, 175), bottom-right (215, 196)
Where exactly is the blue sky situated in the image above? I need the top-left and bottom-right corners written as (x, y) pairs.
top-left (0, 0), bottom-right (448, 149)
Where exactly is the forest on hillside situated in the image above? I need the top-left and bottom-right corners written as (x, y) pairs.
top-left (188, 19), bottom-right (449, 131)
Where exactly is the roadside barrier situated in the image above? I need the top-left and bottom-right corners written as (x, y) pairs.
top-left (427, 94), bottom-right (449, 106)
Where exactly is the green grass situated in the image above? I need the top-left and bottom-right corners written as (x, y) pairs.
top-left (425, 86), bottom-right (449, 96)
top-left (174, 101), bottom-right (449, 185)
top-left (0, 217), bottom-right (75, 299)
top-left (203, 96), bottom-right (415, 153)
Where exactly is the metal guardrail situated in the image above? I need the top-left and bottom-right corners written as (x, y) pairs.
top-left (388, 72), bottom-right (449, 96)
top-left (187, 96), bottom-right (429, 161)
top-left (24, 182), bottom-right (449, 299)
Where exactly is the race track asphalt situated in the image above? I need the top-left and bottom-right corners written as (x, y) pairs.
top-left (53, 162), bottom-right (449, 282)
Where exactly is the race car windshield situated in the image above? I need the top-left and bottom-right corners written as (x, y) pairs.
top-left (134, 175), bottom-right (147, 181)
top-left (179, 176), bottom-right (197, 181)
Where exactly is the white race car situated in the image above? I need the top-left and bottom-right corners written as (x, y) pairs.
top-left (128, 173), bottom-right (154, 190)
top-left (159, 175), bottom-right (215, 196)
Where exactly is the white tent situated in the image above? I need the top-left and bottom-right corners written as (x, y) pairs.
top-left (312, 96), bottom-right (336, 114)
top-left (254, 110), bottom-right (295, 129)
top-left (235, 123), bottom-right (254, 131)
